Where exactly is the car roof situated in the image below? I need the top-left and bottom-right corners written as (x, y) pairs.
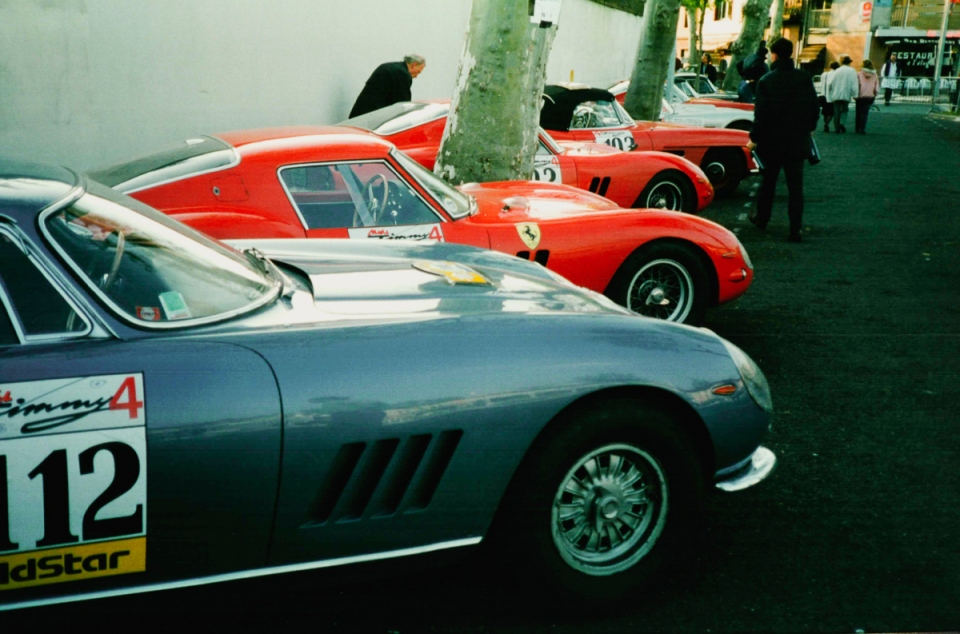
top-left (541, 84), bottom-right (619, 132)
top-left (0, 159), bottom-right (79, 219)
top-left (213, 126), bottom-right (396, 160)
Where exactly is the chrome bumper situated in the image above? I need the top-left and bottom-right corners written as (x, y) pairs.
top-left (714, 446), bottom-right (777, 492)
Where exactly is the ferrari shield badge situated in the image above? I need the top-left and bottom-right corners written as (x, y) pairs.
top-left (516, 223), bottom-right (541, 250)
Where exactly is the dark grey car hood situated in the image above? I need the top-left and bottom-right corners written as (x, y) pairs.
top-left (225, 238), bottom-right (629, 322)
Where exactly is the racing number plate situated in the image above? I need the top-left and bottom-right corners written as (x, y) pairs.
top-left (0, 374), bottom-right (147, 592)
top-left (593, 130), bottom-right (637, 151)
top-left (533, 156), bottom-right (562, 183)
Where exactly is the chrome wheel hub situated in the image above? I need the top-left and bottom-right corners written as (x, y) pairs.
top-left (628, 259), bottom-right (694, 322)
top-left (551, 444), bottom-right (668, 576)
top-left (705, 161), bottom-right (726, 182)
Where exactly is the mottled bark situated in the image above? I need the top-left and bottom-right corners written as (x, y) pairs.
top-left (623, 0), bottom-right (682, 121)
top-left (687, 11), bottom-right (699, 68)
top-left (435, 0), bottom-right (557, 184)
top-left (720, 0), bottom-right (774, 92)
top-left (769, 0), bottom-right (785, 44)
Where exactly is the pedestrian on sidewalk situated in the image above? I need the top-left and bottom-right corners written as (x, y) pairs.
top-left (819, 61), bottom-right (840, 132)
top-left (855, 60), bottom-right (879, 134)
top-left (746, 38), bottom-right (820, 243)
top-left (826, 55), bottom-right (858, 133)
top-left (880, 53), bottom-right (901, 106)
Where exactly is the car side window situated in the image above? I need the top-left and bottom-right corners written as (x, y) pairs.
top-left (0, 232), bottom-right (89, 343)
top-left (280, 162), bottom-right (440, 229)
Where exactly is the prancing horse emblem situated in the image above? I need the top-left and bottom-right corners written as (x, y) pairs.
top-left (516, 223), bottom-right (541, 250)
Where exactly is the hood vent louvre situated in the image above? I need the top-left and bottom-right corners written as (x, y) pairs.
top-left (306, 430), bottom-right (463, 526)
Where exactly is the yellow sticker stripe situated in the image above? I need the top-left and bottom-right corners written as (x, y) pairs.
top-left (0, 537), bottom-right (146, 591)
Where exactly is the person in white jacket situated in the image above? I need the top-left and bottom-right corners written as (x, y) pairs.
top-left (824, 55), bottom-right (859, 133)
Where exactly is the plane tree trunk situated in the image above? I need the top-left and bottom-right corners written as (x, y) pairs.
top-left (435, 0), bottom-right (557, 184)
top-left (623, 0), bottom-right (683, 121)
top-left (769, 0), bottom-right (785, 44)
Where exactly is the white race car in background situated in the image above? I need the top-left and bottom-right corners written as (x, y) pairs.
top-left (609, 81), bottom-right (753, 131)
top-left (661, 85), bottom-right (753, 131)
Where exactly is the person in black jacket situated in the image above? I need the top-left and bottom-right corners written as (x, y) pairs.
top-left (747, 38), bottom-right (820, 243)
top-left (349, 55), bottom-right (426, 118)
top-left (700, 54), bottom-right (718, 84)
top-left (736, 41), bottom-right (770, 103)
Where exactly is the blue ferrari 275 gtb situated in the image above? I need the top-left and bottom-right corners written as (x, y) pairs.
top-left (0, 160), bottom-right (775, 610)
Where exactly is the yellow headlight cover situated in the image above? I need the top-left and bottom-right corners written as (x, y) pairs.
top-left (413, 260), bottom-right (491, 286)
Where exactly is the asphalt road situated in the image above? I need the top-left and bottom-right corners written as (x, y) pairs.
top-left (8, 107), bottom-right (959, 633)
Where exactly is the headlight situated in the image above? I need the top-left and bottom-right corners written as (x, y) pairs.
top-left (738, 238), bottom-right (753, 270)
top-left (721, 339), bottom-right (773, 413)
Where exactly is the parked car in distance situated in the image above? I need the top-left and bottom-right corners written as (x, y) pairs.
top-left (0, 159), bottom-right (776, 611)
top-left (540, 84), bottom-right (755, 195)
top-left (673, 72), bottom-right (741, 101)
top-left (608, 82), bottom-right (754, 130)
top-left (341, 101), bottom-right (715, 214)
top-left (92, 127), bottom-right (755, 325)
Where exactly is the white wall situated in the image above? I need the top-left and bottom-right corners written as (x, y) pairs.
top-left (0, 0), bottom-right (642, 170)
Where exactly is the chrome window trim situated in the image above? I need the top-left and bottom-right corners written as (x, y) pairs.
top-left (276, 159), bottom-right (445, 232)
top-left (389, 150), bottom-right (473, 220)
top-left (371, 103), bottom-right (450, 136)
top-left (39, 180), bottom-right (282, 331)
top-left (0, 536), bottom-right (482, 612)
top-left (0, 207), bottom-right (99, 344)
top-left (538, 127), bottom-right (565, 155)
top-left (0, 276), bottom-right (25, 345)
top-left (115, 143), bottom-right (241, 194)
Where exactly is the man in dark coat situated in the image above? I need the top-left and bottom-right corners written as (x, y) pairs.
top-left (736, 40), bottom-right (770, 103)
top-left (700, 54), bottom-right (718, 83)
top-left (747, 38), bottom-right (820, 243)
top-left (348, 54), bottom-right (426, 118)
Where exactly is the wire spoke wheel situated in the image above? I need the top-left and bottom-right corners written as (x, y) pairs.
top-left (552, 443), bottom-right (668, 576)
top-left (627, 258), bottom-right (694, 322)
top-left (645, 180), bottom-right (684, 210)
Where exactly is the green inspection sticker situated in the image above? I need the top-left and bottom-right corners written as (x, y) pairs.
top-left (158, 291), bottom-right (191, 320)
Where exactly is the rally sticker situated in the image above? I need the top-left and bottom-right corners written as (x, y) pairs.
top-left (533, 156), bottom-right (562, 183)
top-left (670, 117), bottom-right (705, 128)
top-left (158, 291), bottom-right (191, 320)
top-left (593, 130), bottom-right (637, 151)
top-left (347, 224), bottom-right (444, 241)
top-left (135, 306), bottom-right (161, 321)
top-left (0, 374), bottom-right (147, 591)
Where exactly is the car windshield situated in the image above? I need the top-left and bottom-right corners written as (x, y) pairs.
top-left (538, 128), bottom-right (565, 154)
top-left (42, 180), bottom-right (280, 328)
top-left (341, 102), bottom-right (450, 136)
top-left (391, 150), bottom-right (474, 219)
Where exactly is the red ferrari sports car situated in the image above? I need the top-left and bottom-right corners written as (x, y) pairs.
top-left (340, 101), bottom-right (714, 214)
top-left (540, 84), bottom-right (756, 195)
top-left (91, 127), bottom-right (753, 324)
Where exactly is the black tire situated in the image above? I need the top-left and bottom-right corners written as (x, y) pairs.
top-left (700, 147), bottom-right (745, 196)
top-left (633, 171), bottom-right (698, 214)
top-left (604, 242), bottom-right (711, 325)
top-left (495, 399), bottom-right (706, 601)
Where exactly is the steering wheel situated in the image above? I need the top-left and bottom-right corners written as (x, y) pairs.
top-left (364, 174), bottom-right (390, 222)
top-left (87, 230), bottom-right (126, 293)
